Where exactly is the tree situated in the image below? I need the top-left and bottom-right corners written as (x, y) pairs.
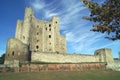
top-left (81, 0), bottom-right (120, 40)
top-left (0, 53), bottom-right (5, 64)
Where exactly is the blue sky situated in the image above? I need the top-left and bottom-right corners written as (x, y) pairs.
top-left (0, 0), bottom-right (120, 58)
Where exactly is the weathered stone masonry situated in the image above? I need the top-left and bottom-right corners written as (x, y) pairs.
top-left (4, 7), bottom-right (114, 66)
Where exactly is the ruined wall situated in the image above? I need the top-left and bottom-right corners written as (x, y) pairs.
top-left (106, 59), bottom-right (120, 71)
top-left (59, 35), bottom-right (66, 53)
top-left (94, 48), bottom-right (114, 64)
top-left (15, 7), bottom-right (34, 45)
top-left (29, 20), bottom-right (44, 52)
top-left (51, 16), bottom-right (66, 53)
top-left (94, 49), bottom-right (106, 62)
top-left (28, 14), bottom-right (66, 53)
top-left (31, 52), bottom-right (99, 63)
top-left (0, 63), bottom-right (106, 72)
top-left (19, 63), bottom-right (106, 72)
top-left (4, 7), bottom-right (114, 66)
top-left (43, 21), bottom-right (54, 52)
top-left (15, 20), bottom-right (23, 40)
top-left (4, 38), bottom-right (29, 65)
top-left (16, 7), bottom-right (67, 53)
top-left (22, 7), bottom-right (34, 44)
top-left (5, 7), bottom-right (67, 65)
top-left (105, 49), bottom-right (114, 64)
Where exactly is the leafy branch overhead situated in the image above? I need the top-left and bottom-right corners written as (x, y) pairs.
top-left (82, 0), bottom-right (120, 40)
top-left (0, 53), bottom-right (5, 64)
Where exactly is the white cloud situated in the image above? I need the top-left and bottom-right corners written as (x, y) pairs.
top-left (44, 10), bottom-right (58, 18)
top-left (30, 0), bottom-right (45, 11)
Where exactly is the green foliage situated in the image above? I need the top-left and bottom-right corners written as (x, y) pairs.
top-left (0, 54), bottom-right (5, 64)
top-left (82, 0), bottom-right (120, 40)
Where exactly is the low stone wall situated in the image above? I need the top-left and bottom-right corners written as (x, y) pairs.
top-left (106, 60), bottom-right (120, 71)
top-left (19, 63), bottom-right (106, 72)
top-left (0, 63), bottom-right (106, 73)
top-left (32, 52), bottom-right (99, 63)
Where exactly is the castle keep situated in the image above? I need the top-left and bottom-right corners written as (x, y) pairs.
top-left (15, 8), bottom-right (66, 54)
top-left (4, 8), bottom-right (114, 66)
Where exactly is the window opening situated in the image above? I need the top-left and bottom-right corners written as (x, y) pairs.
top-left (37, 32), bottom-right (39, 35)
top-left (36, 45), bottom-right (39, 49)
top-left (49, 35), bottom-right (51, 38)
top-left (55, 21), bottom-right (57, 24)
top-left (37, 40), bottom-right (39, 42)
top-left (12, 51), bottom-right (14, 56)
top-left (37, 25), bottom-right (39, 28)
top-left (49, 24), bottom-right (51, 27)
top-left (49, 49), bottom-right (51, 51)
top-left (23, 36), bottom-right (25, 40)
top-left (49, 28), bottom-right (51, 31)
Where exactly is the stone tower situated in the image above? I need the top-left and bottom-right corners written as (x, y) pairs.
top-left (15, 7), bottom-right (66, 53)
top-left (4, 7), bottom-right (66, 65)
top-left (94, 48), bottom-right (114, 64)
top-left (15, 8), bottom-right (34, 44)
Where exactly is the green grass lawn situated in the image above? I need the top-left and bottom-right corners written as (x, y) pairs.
top-left (0, 70), bottom-right (120, 80)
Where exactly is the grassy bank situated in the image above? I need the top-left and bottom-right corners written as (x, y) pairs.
top-left (0, 70), bottom-right (120, 80)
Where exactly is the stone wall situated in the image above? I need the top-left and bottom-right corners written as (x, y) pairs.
top-left (105, 49), bottom-right (114, 64)
top-left (15, 7), bottom-right (66, 54)
top-left (4, 38), bottom-right (29, 65)
top-left (32, 52), bottom-right (99, 63)
top-left (94, 48), bottom-right (114, 64)
top-left (0, 63), bottom-right (106, 72)
top-left (106, 60), bottom-right (120, 71)
top-left (19, 63), bottom-right (106, 72)
top-left (4, 7), bottom-right (114, 66)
